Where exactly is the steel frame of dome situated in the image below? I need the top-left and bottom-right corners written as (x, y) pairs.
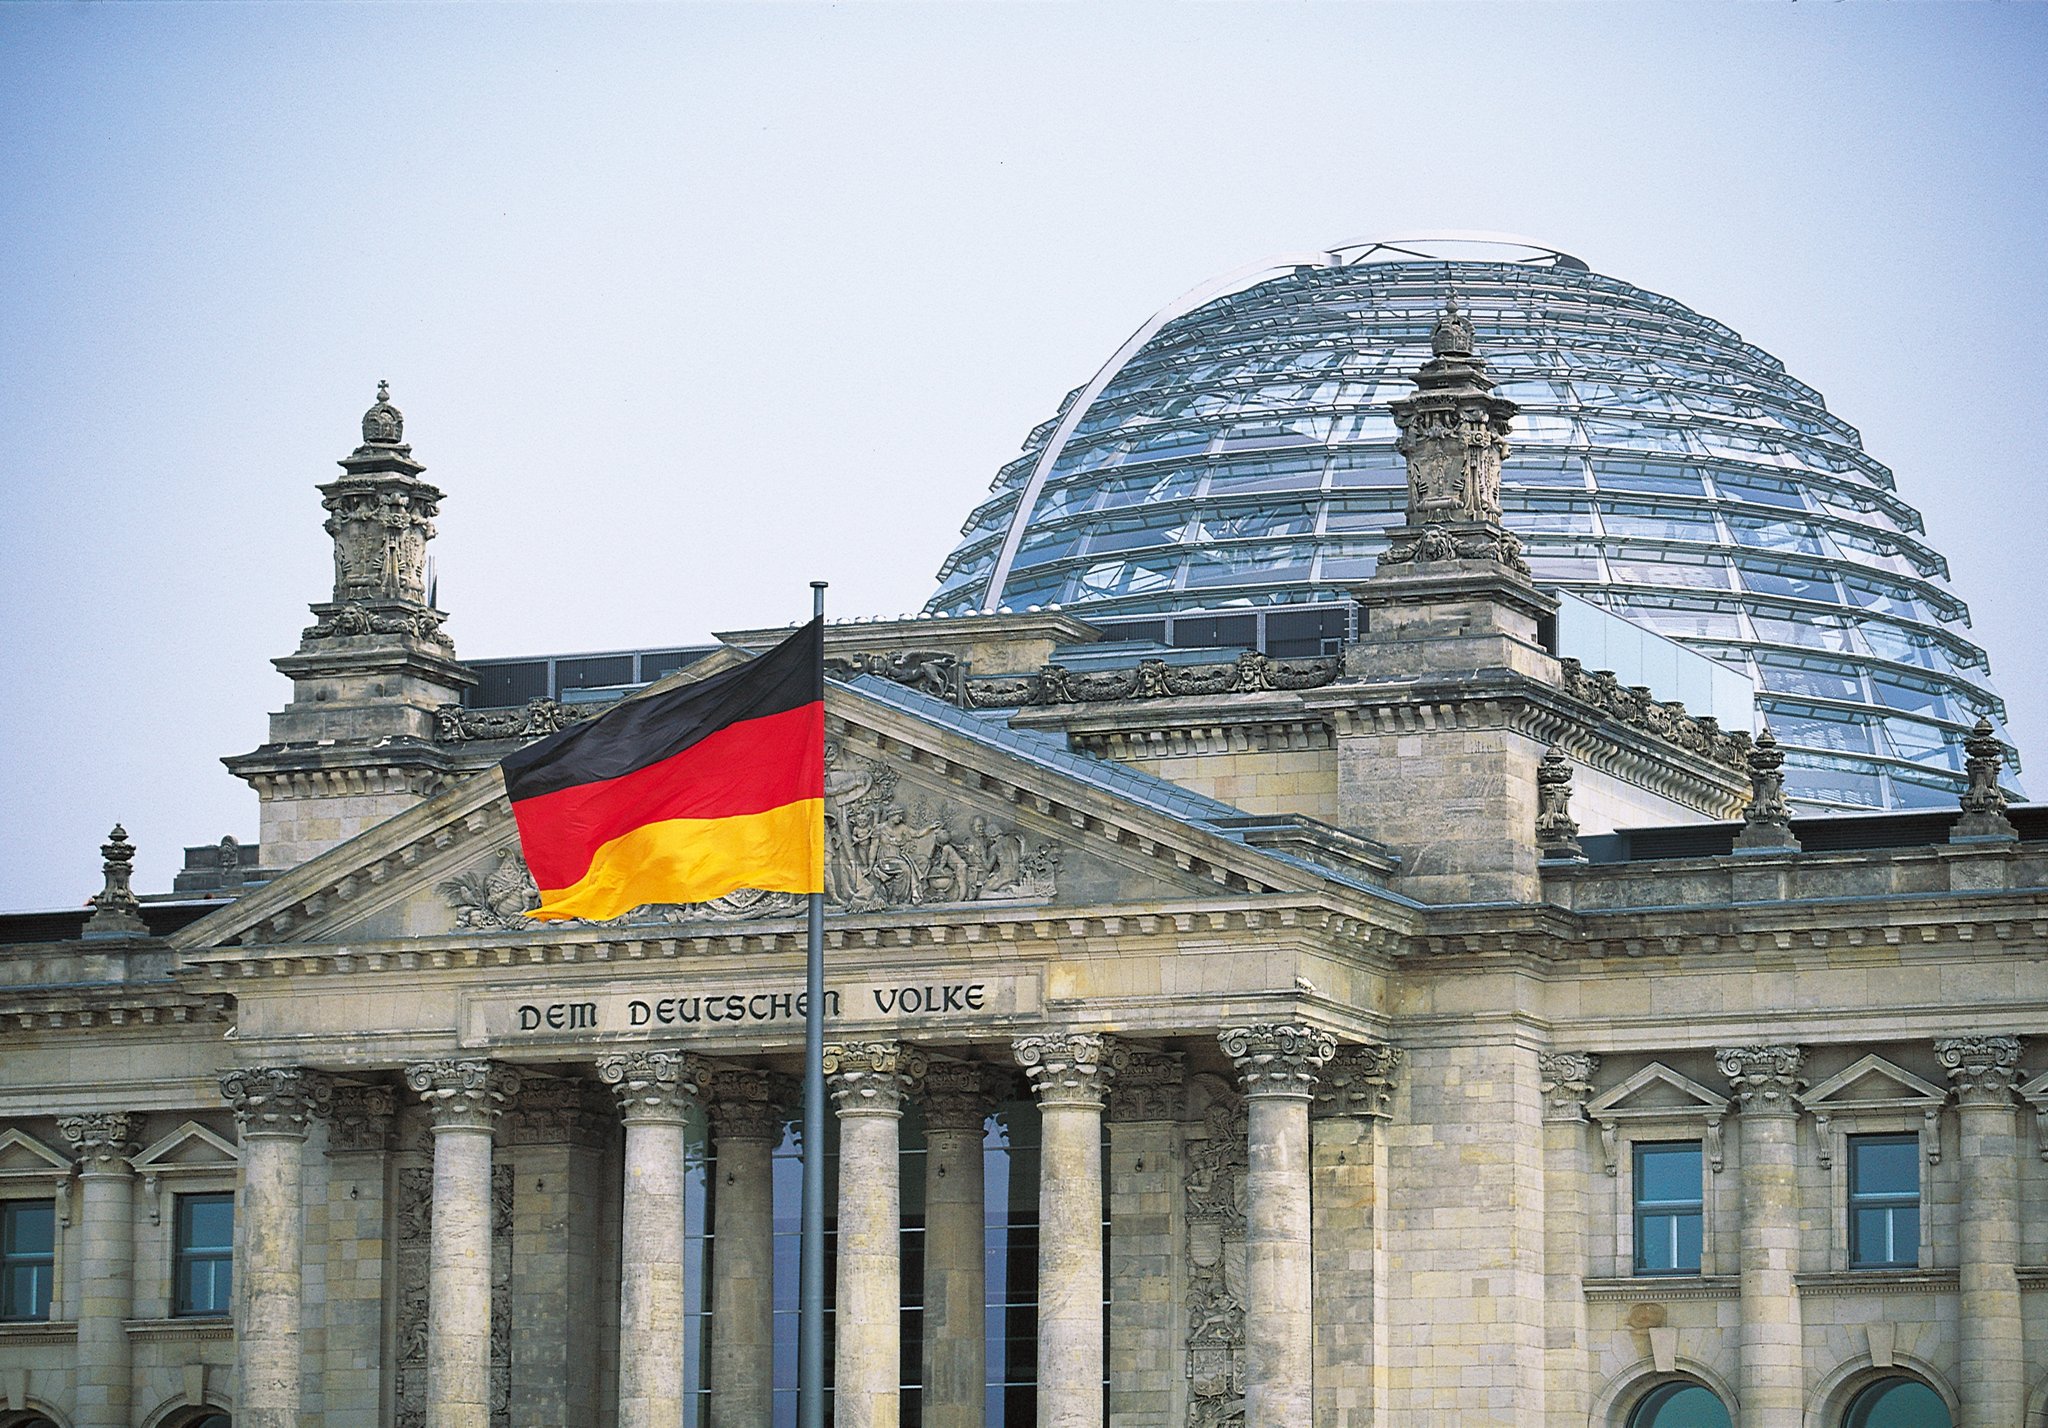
top-left (925, 237), bottom-right (2018, 814)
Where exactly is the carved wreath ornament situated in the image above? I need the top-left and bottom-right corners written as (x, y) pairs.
top-left (437, 742), bottom-right (1063, 931)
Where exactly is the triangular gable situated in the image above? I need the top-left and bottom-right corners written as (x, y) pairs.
top-left (132, 1121), bottom-right (239, 1171)
top-left (1799, 1054), bottom-right (1948, 1168)
top-left (2021, 1072), bottom-right (2048, 1164)
top-left (174, 679), bottom-right (1389, 953)
top-left (0, 1128), bottom-right (69, 1179)
top-left (1585, 1063), bottom-right (1732, 1175)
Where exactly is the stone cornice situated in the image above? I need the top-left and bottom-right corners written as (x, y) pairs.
top-left (1583, 1276), bottom-right (1738, 1302)
top-left (0, 988), bottom-right (231, 1031)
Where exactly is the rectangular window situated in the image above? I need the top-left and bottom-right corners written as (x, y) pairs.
top-left (1848, 1134), bottom-right (1919, 1269)
top-left (1633, 1142), bottom-right (1703, 1275)
top-left (1, 1200), bottom-right (55, 1321)
top-left (174, 1192), bottom-right (234, 1316)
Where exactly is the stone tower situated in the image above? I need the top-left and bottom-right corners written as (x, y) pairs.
top-left (226, 385), bottom-right (475, 868)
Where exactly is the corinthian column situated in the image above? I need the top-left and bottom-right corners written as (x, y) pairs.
top-left (1015, 1031), bottom-right (1125, 1428)
top-left (1221, 1024), bottom-right (1333, 1428)
top-left (921, 1061), bottom-right (1003, 1428)
top-left (214, 1069), bottom-right (332, 1428)
top-left (825, 1041), bottom-right (926, 1428)
top-left (1938, 1035), bottom-right (2025, 1428)
top-left (57, 1111), bottom-right (144, 1428)
top-left (705, 1064), bottom-right (785, 1428)
top-left (405, 1059), bottom-right (520, 1428)
top-left (1717, 1045), bottom-right (1804, 1428)
top-left (595, 1050), bottom-right (702, 1428)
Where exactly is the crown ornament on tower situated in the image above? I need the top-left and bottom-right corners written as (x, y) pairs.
top-left (83, 824), bottom-right (150, 939)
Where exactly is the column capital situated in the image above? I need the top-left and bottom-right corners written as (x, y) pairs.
top-left (1222, 1022), bottom-right (1335, 1098)
top-left (506, 1076), bottom-right (615, 1146)
top-left (1936, 1035), bottom-right (2024, 1105)
top-left (1313, 1041), bottom-right (1403, 1120)
top-left (58, 1110), bottom-right (143, 1170)
top-left (922, 1059), bottom-right (1010, 1133)
top-left (704, 1064), bottom-right (791, 1143)
top-left (1716, 1044), bottom-right (1805, 1115)
top-left (595, 1050), bottom-right (702, 1125)
top-left (824, 1040), bottom-right (927, 1116)
top-left (1014, 1031), bottom-right (1126, 1109)
top-left (326, 1083), bottom-right (399, 1153)
top-left (404, 1058), bottom-right (521, 1131)
top-left (220, 1066), bottom-right (336, 1138)
top-left (1538, 1051), bottom-right (1601, 1123)
top-left (1108, 1046), bottom-right (1185, 1123)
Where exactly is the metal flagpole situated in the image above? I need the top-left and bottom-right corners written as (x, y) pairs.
top-left (799, 580), bottom-right (828, 1428)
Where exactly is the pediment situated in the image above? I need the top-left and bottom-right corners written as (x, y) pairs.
top-left (0, 1129), bottom-right (70, 1178)
top-left (174, 678), bottom-right (1377, 953)
top-left (1586, 1063), bottom-right (1730, 1123)
top-left (132, 1121), bottom-right (239, 1171)
top-left (1800, 1054), bottom-right (1947, 1113)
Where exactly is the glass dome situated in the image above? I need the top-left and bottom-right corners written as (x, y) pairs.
top-left (925, 236), bottom-right (2018, 813)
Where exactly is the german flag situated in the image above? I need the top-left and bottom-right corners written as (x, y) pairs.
top-left (501, 619), bottom-right (824, 922)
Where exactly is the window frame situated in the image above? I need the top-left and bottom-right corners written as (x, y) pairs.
top-left (1800, 1055), bottom-right (1944, 1274)
top-left (1586, 1063), bottom-right (1733, 1280)
top-left (171, 1190), bottom-right (235, 1318)
top-left (1630, 1141), bottom-right (1706, 1277)
top-left (1845, 1133), bottom-right (1921, 1271)
top-left (1, 1197), bottom-right (58, 1322)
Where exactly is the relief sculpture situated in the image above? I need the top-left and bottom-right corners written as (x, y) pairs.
top-left (394, 1162), bottom-right (513, 1428)
top-left (1183, 1075), bottom-right (1248, 1427)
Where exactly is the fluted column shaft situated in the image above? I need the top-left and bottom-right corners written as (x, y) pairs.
top-left (1015, 1032), bottom-right (1124, 1428)
top-left (597, 1051), bottom-right (702, 1428)
top-left (407, 1059), bottom-right (520, 1428)
top-left (706, 1066), bottom-right (783, 1428)
top-left (1941, 1036), bottom-right (2025, 1428)
top-left (1718, 1046), bottom-right (1803, 1428)
top-left (922, 1063), bottom-right (1001, 1428)
top-left (58, 1112), bottom-right (144, 1428)
top-left (827, 1041), bottom-right (925, 1428)
top-left (1223, 1025), bottom-right (1333, 1428)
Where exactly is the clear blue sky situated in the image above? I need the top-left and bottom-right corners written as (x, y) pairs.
top-left (3, 3), bottom-right (2044, 908)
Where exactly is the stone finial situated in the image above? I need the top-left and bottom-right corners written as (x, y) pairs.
top-left (823, 1040), bottom-right (927, 1115)
top-left (1431, 293), bottom-right (1475, 357)
top-left (83, 824), bottom-right (150, 939)
top-left (1716, 1045), bottom-right (1805, 1114)
top-left (361, 380), bottom-right (404, 446)
top-left (58, 1111), bottom-right (143, 1170)
top-left (1935, 1035), bottom-right (2023, 1104)
top-left (1220, 1022), bottom-right (1336, 1097)
top-left (1952, 717), bottom-right (2018, 841)
top-left (1535, 748), bottom-right (1585, 861)
top-left (704, 1065), bottom-right (791, 1143)
top-left (405, 1059), bottom-right (522, 1131)
top-left (1732, 729), bottom-right (1800, 852)
top-left (1013, 1032), bottom-right (1127, 1109)
top-left (1538, 1052), bottom-right (1600, 1123)
top-left (219, 1067), bottom-right (335, 1138)
top-left (1312, 1041), bottom-right (1402, 1120)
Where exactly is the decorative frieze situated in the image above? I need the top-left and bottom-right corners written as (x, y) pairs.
top-left (823, 1040), bottom-right (927, 1114)
top-left (220, 1066), bottom-right (335, 1137)
top-left (1716, 1045), bottom-right (1805, 1114)
top-left (1556, 660), bottom-right (1750, 770)
top-left (57, 1111), bottom-right (142, 1169)
top-left (967, 651), bottom-right (1341, 711)
top-left (1220, 1022), bottom-right (1334, 1097)
top-left (593, 1051), bottom-right (701, 1124)
top-left (404, 1059), bottom-right (520, 1131)
top-left (921, 1059), bottom-right (1010, 1132)
top-left (504, 1078), bottom-right (614, 1147)
top-left (1108, 1047), bottom-right (1186, 1123)
top-left (327, 1083), bottom-right (399, 1153)
top-left (1312, 1042), bottom-right (1402, 1120)
top-left (1538, 1052), bottom-right (1600, 1123)
top-left (703, 1065), bottom-right (790, 1143)
top-left (1935, 1035), bottom-right (2023, 1104)
top-left (1014, 1031), bottom-right (1126, 1108)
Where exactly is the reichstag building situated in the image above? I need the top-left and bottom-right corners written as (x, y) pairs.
top-left (2, 237), bottom-right (2042, 1428)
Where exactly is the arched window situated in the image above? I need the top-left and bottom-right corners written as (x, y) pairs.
top-left (1843, 1376), bottom-right (1950, 1428)
top-left (1628, 1380), bottom-right (1732, 1428)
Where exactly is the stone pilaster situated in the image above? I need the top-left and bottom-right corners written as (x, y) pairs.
top-left (56, 1112), bottom-right (143, 1428)
top-left (405, 1059), bottom-right (520, 1428)
top-left (1717, 1045), bottom-right (1804, 1428)
top-left (216, 1068), bottom-right (332, 1428)
top-left (1221, 1024), bottom-right (1333, 1428)
top-left (705, 1064), bottom-right (787, 1428)
top-left (1106, 1048), bottom-right (1186, 1428)
top-left (1310, 1042), bottom-right (1400, 1428)
top-left (1538, 1052), bottom-right (1599, 1428)
top-left (506, 1078), bottom-right (612, 1428)
top-left (921, 1061), bottom-right (1004, 1428)
top-left (825, 1040), bottom-right (926, 1428)
top-left (323, 1083), bottom-right (398, 1428)
top-left (595, 1051), bottom-right (701, 1428)
top-left (1938, 1035), bottom-right (2025, 1427)
top-left (1015, 1032), bottom-right (1125, 1428)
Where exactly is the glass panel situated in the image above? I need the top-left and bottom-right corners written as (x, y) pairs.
top-left (1852, 1137), bottom-right (1918, 1196)
top-left (181, 1195), bottom-right (234, 1252)
top-left (1636, 1144), bottom-right (1703, 1203)
top-left (1844, 1377), bottom-right (1951, 1428)
top-left (1628, 1380), bottom-right (1733, 1428)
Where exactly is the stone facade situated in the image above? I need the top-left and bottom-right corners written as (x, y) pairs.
top-left (2, 339), bottom-right (2044, 1428)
